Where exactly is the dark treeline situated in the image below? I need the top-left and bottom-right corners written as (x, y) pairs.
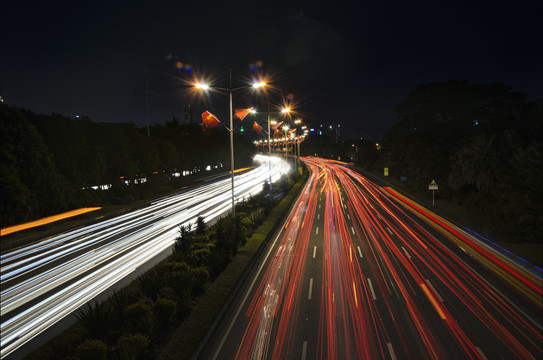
top-left (0, 106), bottom-right (256, 227)
top-left (304, 80), bottom-right (543, 244)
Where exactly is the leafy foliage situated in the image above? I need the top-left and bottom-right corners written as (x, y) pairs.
top-left (368, 80), bottom-right (543, 243)
top-left (75, 301), bottom-right (112, 340)
top-left (75, 339), bottom-right (107, 360)
top-left (0, 105), bottom-right (257, 226)
top-left (116, 333), bottom-right (150, 360)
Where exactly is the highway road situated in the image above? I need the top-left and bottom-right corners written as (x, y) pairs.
top-left (0, 155), bottom-right (289, 359)
top-left (204, 156), bottom-right (542, 360)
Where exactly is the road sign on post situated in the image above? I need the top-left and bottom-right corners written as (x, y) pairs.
top-left (428, 180), bottom-right (438, 205)
top-left (384, 167), bottom-right (389, 176)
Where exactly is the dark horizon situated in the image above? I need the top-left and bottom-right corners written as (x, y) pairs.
top-left (2, 0), bottom-right (542, 137)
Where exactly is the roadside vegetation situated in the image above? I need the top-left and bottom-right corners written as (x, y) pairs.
top-left (303, 80), bottom-right (542, 262)
top-left (0, 105), bottom-right (256, 228)
top-left (23, 169), bottom-right (304, 360)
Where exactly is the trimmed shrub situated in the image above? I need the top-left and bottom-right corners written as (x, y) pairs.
top-left (125, 302), bottom-right (153, 335)
top-left (187, 247), bottom-right (212, 267)
top-left (117, 333), bottom-right (150, 360)
top-left (189, 266), bottom-right (210, 296)
top-left (154, 297), bottom-right (177, 326)
top-left (75, 339), bottom-right (107, 360)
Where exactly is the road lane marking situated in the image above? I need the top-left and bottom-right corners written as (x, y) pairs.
top-left (316, 227), bottom-right (319, 235)
top-left (313, 246), bottom-right (317, 258)
top-left (387, 343), bottom-right (397, 360)
top-left (212, 197), bottom-right (298, 360)
top-left (308, 278), bottom-right (314, 299)
top-left (401, 246), bottom-right (411, 259)
top-left (351, 226), bottom-right (355, 235)
top-left (347, 213), bottom-right (351, 220)
top-left (357, 246), bottom-right (363, 258)
top-left (475, 347), bottom-right (488, 360)
top-left (420, 283), bottom-right (447, 320)
top-left (426, 279), bottom-right (444, 302)
top-left (319, 204), bottom-right (321, 209)
top-left (302, 341), bottom-right (308, 360)
top-left (386, 227), bottom-right (393, 235)
top-left (367, 278), bottom-right (377, 300)
top-left (317, 213), bottom-right (320, 220)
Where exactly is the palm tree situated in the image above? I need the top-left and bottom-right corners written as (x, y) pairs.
top-left (75, 301), bottom-right (112, 340)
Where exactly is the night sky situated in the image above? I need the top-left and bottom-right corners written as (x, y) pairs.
top-left (2, 0), bottom-right (542, 137)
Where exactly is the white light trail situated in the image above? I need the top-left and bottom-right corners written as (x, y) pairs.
top-left (0, 155), bottom-right (289, 358)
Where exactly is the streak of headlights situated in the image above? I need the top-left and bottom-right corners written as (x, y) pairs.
top-left (0, 155), bottom-right (289, 358)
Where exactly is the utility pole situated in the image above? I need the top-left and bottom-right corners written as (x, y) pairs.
top-left (144, 66), bottom-right (150, 137)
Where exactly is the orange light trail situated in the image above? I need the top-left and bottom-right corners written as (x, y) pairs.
top-left (1, 207), bottom-right (102, 236)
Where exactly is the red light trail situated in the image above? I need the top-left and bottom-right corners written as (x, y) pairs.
top-left (212, 157), bottom-right (542, 360)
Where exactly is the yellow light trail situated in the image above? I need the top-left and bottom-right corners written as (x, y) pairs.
top-left (1, 207), bottom-right (102, 236)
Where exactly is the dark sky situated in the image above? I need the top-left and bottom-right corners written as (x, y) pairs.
top-left (2, 0), bottom-right (542, 137)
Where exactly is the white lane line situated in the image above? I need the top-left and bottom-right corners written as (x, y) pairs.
top-left (319, 204), bottom-right (321, 209)
top-left (347, 213), bottom-right (351, 220)
top-left (308, 278), bottom-right (314, 300)
top-left (426, 279), bottom-right (444, 302)
top-left (386, 227), bottom-right (393, 235)
top-left (301, 341), bottom-right (308, 360)
top-left (212, 200), bottom-right (296, 360)
top-left (357, 246), bottom-right (363, 258)
top-left (367, 278), bottom-right (377, 300)
top-left (387, 343), bottom-right (397, 360)
top-left (313, 246), bottom-right (317, 258)
top-left (316, 227), bottom-right (319, 235)
top-left (475, 347), bottom-right (488, 360)
top-left (401, 246), bottom-right (411, 259)
top-left (351, 226), bottom-right (355, 235)
top-left (317, 213), bottom-right (320, 220)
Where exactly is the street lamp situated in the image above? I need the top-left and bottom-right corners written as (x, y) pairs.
top-left (283, 125), bottom-right (290, 158)
top-left (251, 106), bottom-right (290, 188)
top-left (195, 71), bottom-right (265, 218)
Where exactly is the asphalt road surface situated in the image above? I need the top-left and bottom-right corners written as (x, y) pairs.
top-left (203, 156), bottom-right (542, 360)
top-left (0, 155), bottom-right (289, 359)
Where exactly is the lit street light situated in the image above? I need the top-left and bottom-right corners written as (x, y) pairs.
top-left (250, 105), bottom-right (290, 188)
top-left (195, 71), bottom-right (265, 217)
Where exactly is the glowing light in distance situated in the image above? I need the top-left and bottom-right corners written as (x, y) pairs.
top-left (195, 83), bottom-right (209, 90)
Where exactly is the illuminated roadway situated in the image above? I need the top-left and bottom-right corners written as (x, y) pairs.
top-left (0, 155), bottom-right (289, 359)
top-left (204, 157), bottom-right (542, 360)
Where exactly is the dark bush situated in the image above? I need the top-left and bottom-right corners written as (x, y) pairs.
top-left (137, 269), bottom-right (163, 300)
top-left (154, 297), bottom-right (177, 327)
top-left (75, 339), bottom-right (107, 360)
top-left (124, 302), bottom-right (153, 335)
top-left (75, 301), bottom-right (112, 340)
top-left (116, 333), bottom-right (150, 360)
top-left (189, 266), bottom-right (210, 296)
